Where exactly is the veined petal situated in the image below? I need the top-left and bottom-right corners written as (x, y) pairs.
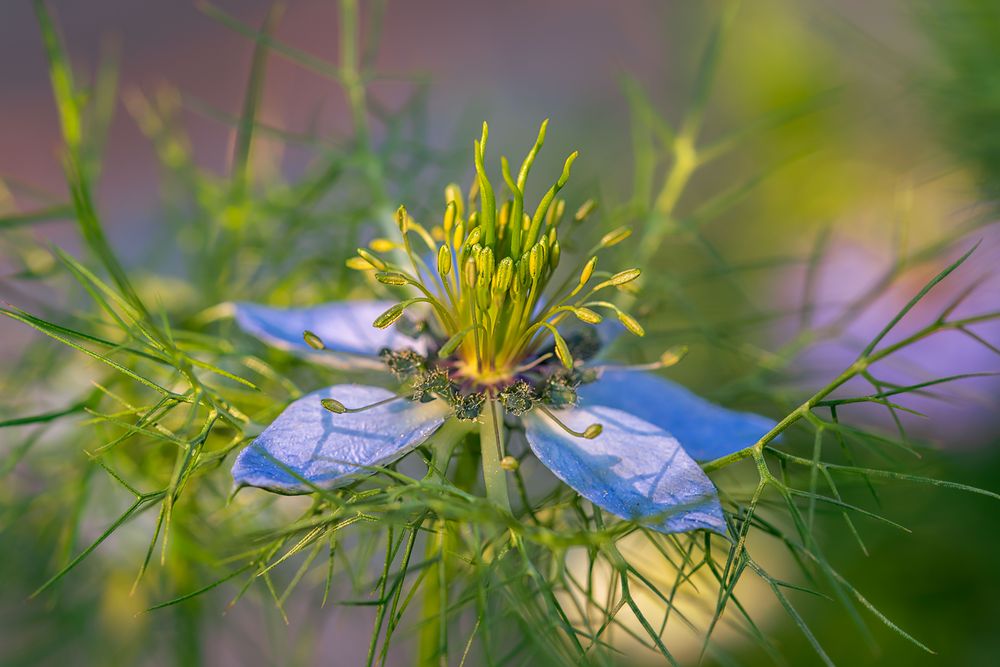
top-left (578, 370), bottom-right (774, 461)
top-left (232, 301), bottom-right (429, 359)
top-left (522, 405), bottom-right (725, 535)
top-left (232, 385), bottom-right (448, 493)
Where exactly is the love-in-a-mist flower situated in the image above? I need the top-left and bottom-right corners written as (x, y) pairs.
top-left (230, 122), bottom-right (773, 535)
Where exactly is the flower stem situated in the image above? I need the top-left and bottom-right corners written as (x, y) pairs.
top-left (417, 420), bottom-right (466, 667)
top-left (480, 397), bottom-right (511, 512)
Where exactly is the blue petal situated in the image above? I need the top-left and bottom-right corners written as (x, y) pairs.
top-left (578, 370), bottom-right (774, 461)
top-left (522, 405), bottom-right (725, 534)
top-left (232, 385), bottom-right (449, 493)
top-left (232, 301), bottom-right (429, 359)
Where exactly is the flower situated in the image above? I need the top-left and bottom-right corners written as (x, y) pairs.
top-left (230, 122), bottom-right (774, 535)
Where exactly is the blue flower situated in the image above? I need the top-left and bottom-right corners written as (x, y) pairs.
top-left (229, 122), bottom-right (774, 536)
top-left (230, 300), bottom-right (773, 535)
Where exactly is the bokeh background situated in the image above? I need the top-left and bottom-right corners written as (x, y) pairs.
top-left (2, 1), bottom-right (998, 665)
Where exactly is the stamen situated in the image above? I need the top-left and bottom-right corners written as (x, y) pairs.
top-left (593, 345), bottom-right (689, 373)
top-left (302, 330), bottom-right (326, 350)
top-left (513, 352), bottom-right (553, 373)
top-left (321, 394), bottom-right (402, 414)
top-left (537, 405), bottom-right (602, 439)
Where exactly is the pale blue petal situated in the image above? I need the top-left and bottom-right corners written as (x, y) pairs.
top-left (232, 385), bottom-right (449, 493)
top-left (578, 370), bottom-right (774, 461)
top-left (522, 405), bottom-right (725, 534)
top-left (232, 301), bottom-right (429, 358)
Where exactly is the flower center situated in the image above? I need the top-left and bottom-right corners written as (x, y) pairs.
top-left (350, 121), bottom-right (646, 420)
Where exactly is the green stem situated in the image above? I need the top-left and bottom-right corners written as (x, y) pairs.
top-left (480, 398), bottom-right (511, 512)
top-left (417, 420), bottom-right (466, 667)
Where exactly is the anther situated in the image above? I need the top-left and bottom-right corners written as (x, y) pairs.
top-left (437, 245), bottom-right (452, 276)
top-left (579, 256), bottom-right (597, 285)
top-left (356, 248), bottom-right (386, 271)
top-left (369, 238), bottom-right (396, 253)
top-left (538, 405), bottom-right (602, 440)
top-left (598, 226), bottom-right (631, 248)
top-left (375, 271), bottom-right (409, 286)
top-left (302, 330), bottom-right (326, 350)
top-left (443, 199), bottom-right (458, 233)
top-left (321, 394), bottom-right (402, 414)
top-left (574, 199), bottom-right (597, 223)
top-left (595, 345), bottom-right (689, 373)
top-left (500, 455), bottom-right (519, 471)
top-left (444, 183), bottom-right (463, 220)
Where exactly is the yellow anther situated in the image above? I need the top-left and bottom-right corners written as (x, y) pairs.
top-left (494, 257), bottom-right (514, 293)
top-left (369, 238), bottom-right (396, 253)
top-left (444, 183), bottom-right (464, 220)
top-left (499, 200), bottom-right (512, 229)
top-left (375, 271), bottom-right (409, 286)
top-left (356, 248), bottom-right (386, 271)
top-left (463, 257), bottom-right (477, 288)
top-left (597, 268), bottom-right (640, 289)
top-left (437, 245), bottom-right (452, 276)
top-left (573, 307), bottom-right (602, 324)
top-left (580, 256), bottom-right (597, 285)
top-left (443, 200), bottom-right (458, 233)
top-left (395, 205), bottom-right (408, 233)
top-left (659, 345), bottom-right (688, 367)
top-left (599, 226), bottom-right (632, 248)
top-left (374, 302), bottom-right (405, 329)
top-left (346, 256), bottom-right (373, 271)
top-left (321, 398), bottom-right (347, 414)
top-left (528, 244), bottom-right (544, 280)
top-left (583, 423), bottom-right (603, 439)
top-left (477, 246), bottom-right (495, 283)
top-left (546, 198), bottom-right (566, 228)
top-left (618, 311), bottom-right (645, 336)
top-left (574, 199), bottom-right (597, 222)
top-left (550, 239), bottom-right (561, 269)
top-left (303, 330), bottom-right (325, 350)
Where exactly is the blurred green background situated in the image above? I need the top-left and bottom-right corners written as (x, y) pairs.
top-left (1, 1), bottom-right (998, 665)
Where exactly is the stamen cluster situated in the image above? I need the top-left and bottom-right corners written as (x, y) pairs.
top-left (348, 121), bottom-right (645, 420)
